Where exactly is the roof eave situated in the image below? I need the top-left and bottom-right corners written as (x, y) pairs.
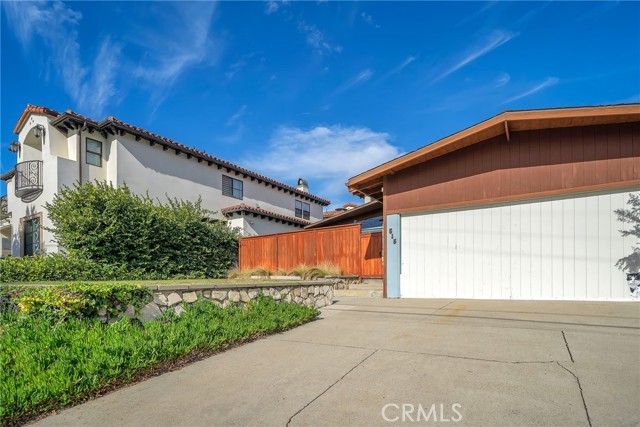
top-left (222, 205), bottom-right (310, 226)
top-left (13, 105), bottom-right (61, 134)
top-left (47, 111), bottom-right (331, 206)
top-left (347, 104), bottom-right (640, 196)
top-left (1, 169), bottom-right (15, 181)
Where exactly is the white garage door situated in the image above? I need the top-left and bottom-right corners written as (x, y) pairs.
top-left (400, 190), bottom-right (639, 300)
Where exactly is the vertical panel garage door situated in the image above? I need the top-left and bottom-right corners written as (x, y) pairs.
top-left (399, 190), bottom-right (639, 300)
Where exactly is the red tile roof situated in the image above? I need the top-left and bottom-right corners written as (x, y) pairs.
top-left (222, 204), bottom-right (310, 226)
top-left (322, 202), bottom-right (362, 218)
top-left (13, 104), bottom-right (60, 134)
top-left (12, 104), bottom-right (331, 205)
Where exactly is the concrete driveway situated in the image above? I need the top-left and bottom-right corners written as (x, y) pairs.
top-left (35, 297), bottom-right (640, 427)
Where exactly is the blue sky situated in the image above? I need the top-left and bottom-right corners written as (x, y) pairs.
top-left (1, 1), bottom-right (639, 207)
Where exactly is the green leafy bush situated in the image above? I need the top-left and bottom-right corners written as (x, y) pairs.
top-left (0, 253), bottom-right (151, 282)
top-left (40, 181), bottom-right (239, 279)
top-left (4, 283), bottom-right (151, 320)
top-left (0, 296), bottom-right (318, 425)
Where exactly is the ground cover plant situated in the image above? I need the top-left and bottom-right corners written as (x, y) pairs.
top-left (1, 283), bottom-right (151, 320)
top-left (0, 292), bottom-right (318, 426)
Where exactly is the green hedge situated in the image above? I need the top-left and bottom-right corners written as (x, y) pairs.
top-left (0, 254), bottom-right (152, 283)
top-left (0, 296), bottom-right (319, 425)
top-left (1, 181), bottom-right (240, 282)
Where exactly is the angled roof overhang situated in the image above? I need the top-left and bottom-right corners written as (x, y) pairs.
top-left (347, 104), bottom-right (640, 200)
top-left (222, 204), bottom-right (310, 227)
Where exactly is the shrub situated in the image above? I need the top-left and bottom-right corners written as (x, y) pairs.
top-left (288, 263), bottom-right (342, 279)
top-left (227, 267), bottom-right (275, 279)
top-left (0, 296), bottom-right (318, 425)
top-left (43, 181), bottom-right (239, 279)
top-left (0, 253), bottom-right (149, 283)
top-left (227, 263), bottom-right (342, 279)
top-left (3, 283), bottom-right (151, 320)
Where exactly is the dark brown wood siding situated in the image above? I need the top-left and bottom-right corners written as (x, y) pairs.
top-left (385, 123), bottom-right (640, 214)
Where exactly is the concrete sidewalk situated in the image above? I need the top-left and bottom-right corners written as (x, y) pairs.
top-left (35, 298), bottom-right (640, 427)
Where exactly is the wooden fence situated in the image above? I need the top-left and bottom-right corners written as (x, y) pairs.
top-left (239, 224), bottom-right (383, 277)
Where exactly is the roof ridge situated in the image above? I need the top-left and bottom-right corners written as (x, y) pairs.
top-left (13, 104), bottom-right (331, 205)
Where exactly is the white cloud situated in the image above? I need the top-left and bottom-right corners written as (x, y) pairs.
top-left (265, 0), bottom-right (289, 15)
top-left (379, 55), bottom-right (417, 82)
top-left (2, 1), bottom-right (92, 111)
top-left (226, 105), bottom-right (248, 127)
top-left (243, 125), bottom-right (403, 202)
top-left (455, 1), bottom-right (498, 27)
top-left (502, 77), bottom-right (559, 104)
top-left (297, 20), bottom-right (342, 54)
top-left (432, 29), bottom-right (517, 83)
top-left (265, 4), bottom-right (341, 55)
top-left (2, 1), bottom-right (218, 117)
top-left (75, 37), bottom-right (122, 116)
top-left (332, 69), bottom-right (374, 97)
top-left (225, 52), bottom-right (261, 80)
top-left (494, 72), bottom-right (511, 88)
top-left (360, 12), bottom-right (380, 27)
top-left (131, 2), bottom-right (219, 106)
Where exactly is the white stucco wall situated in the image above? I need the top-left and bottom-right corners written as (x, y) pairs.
top-left (227, 214), bottom-right (304, 237)
top-left (115, 134), bottom-right (324, 222)
top-left (7, 115), bottom-right (79, 255)
top-left (4, 113), bottom-right (329, 256)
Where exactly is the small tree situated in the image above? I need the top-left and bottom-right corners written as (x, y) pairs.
top-left (615, 193), bottom-right (640, 273)
top-left (44, 181), bottom-right (239, 278)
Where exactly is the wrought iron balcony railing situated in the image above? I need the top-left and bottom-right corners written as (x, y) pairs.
top-left (14, 160), bottom-right (43, 200)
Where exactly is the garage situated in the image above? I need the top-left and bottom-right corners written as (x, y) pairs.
top-left (400, 190), bottom-right (637, 300)
top-left (347, 104), bottom-right (640, 301)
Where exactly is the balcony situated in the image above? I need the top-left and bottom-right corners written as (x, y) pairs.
top-left (14, 160), bottom-right (43, 201)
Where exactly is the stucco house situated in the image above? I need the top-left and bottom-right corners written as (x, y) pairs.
top-left (348, 104), bottom-right (640, 301)
top-left (0, 104), bottom-right (330, 257)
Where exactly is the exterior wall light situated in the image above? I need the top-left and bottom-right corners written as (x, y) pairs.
top-left (34, 124), bottom-right (46, 142)
top-left (8, 141), bottom-right (20, 153)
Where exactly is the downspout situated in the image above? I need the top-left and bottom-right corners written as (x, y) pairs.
top-left (78, 122), bottom-right (86, 184)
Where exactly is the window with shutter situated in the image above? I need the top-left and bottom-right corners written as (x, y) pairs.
top-left (223, 175), bottom-right (243, 199)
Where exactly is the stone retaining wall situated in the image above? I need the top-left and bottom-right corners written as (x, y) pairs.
top-left (102, 281), bottom-right (334, 322)
top-left (325, 275), bottom-right (362, 290)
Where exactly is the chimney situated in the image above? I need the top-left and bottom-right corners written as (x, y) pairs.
top-left (297, 178), bottom-right (309, 193)
top-left (364, 196), bottom-right (373, 203)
